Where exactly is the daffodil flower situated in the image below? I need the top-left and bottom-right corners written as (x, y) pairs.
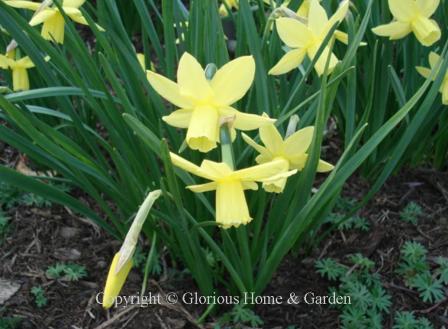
top-left (170, 153), bottom-right (296, 228)
top-left (242, 120), bottom-right (333, 193)
top-left (372, 0), bottom-right (441, 47)
top-left (102, 190), bottom-right (161, 309)
top-left (147, 52), bottom-right (274, 153)
top-left (4, 0), bottom-right (103, 44)
top-left (269, 0), bottom-right (349, 76)
top-left (416, 52), bottom-right (448, 105)
top-left (0, 50), bottom-right (36, 91)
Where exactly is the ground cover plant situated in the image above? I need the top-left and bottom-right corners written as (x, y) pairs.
top-left (0, 0), bottom-right (447, 327)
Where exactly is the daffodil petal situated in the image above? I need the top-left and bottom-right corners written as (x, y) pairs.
top-left (262, 178), bottom-right (287, 193)
top-left (16, 57), bottom-right (35, 69)
top-left (63, 0), bottom-right (87, 8)
top-left (186, 106), bottom-right (219, 153)
top-left (0, 55), bottom-right (10, 69)
top-left (325, 0), bottom-right (349, 36)
top-left (416, 66), bottom-right (431, 79)
top-left (241, 133), bottom-right (271, 161)
top-left (216, 181), bottom-right (251, 229)
top-left (233, 159), bottom-right (287, 182)
top-left (275, 18), bottom-right (311, 48)
top-left (4, 0), bottom-right (41, 10)
top-left (102, 252), bottom-right (133, 309)
top-left (317, 159), bottom-right (334, 172)
top-left (429, 52), bottom-right (441, 69)
top-left (388, 0), bottom-right (416, 21)
top-left (259, 122), bottom-right (284, 154)
top-left (177, 52), bottom-right (213, 100)
top-left (64, 8), bottom-right (89, 25)
top-left (146, 70), bottom-right (192, 108)
top-left (29, 9), bottom-right (57, 26)
top-left (200, 160), bottom-right (233, 178)
top-left (284, 126), bottom-right (314, 155)
top-left (296, 0), bottom-right (311, 17)
top-left (170, 152), bottom-right (204, 177)
top-left (308, 0), bottom-right (328, 36)
top-left (137, 53), bottom-right (146, 70)
top-left (162, 109), bottom-right (193, 128)
top-left (372, 21), bottom-right (412, 40)
top-left (411, 17), bottom-right (441, 47)
top-left (211, 56), bottom-right (255, 106)
top-left (309, 45), bottom-right (339, 76)
top-left (242, 181), bottom-right (258, 190)
top-left (416, 0), bottom-right (440, 17)
top-left (269, 48), bottom-right (307, 75)
top-left (334, 30), bottom-right (349, 44)
top-left (187, 182), bottom-right (217, 193)
top-left (442, 82), bottom-right (448, 105)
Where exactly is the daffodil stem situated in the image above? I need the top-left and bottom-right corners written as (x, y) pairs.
top-left (220, 124), bottom-right (235, 170)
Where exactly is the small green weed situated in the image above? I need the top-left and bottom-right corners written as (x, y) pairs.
top-left (400, 202), bottom-right (424, 225)
top-left (30, 286), bottom-right (47, 308)
top-left (46, 263), bottom-right (87, 281)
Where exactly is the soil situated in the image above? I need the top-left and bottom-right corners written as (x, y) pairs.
top-left (1, 165), bottom-right (448, 329)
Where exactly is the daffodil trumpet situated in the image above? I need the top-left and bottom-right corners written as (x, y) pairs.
top-left (102, 190), bottom-right (162, 309)
top-left (146, 52), bottom-right (275, 153)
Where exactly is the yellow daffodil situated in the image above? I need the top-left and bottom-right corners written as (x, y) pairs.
top-left (242, 120), bottom-right (333, 193)
top-left (170, 152), bottom-right (296, 228)
top-left (416, 52), bottom-right (448, 105)
top-left (0, 50), bottom-right (36, 91)
top-left (372, 0), bottom-right (441, 47)
top-left (103, 190), bottom-right (161, 309)
top-left (4, 0), bottom-right (102, 44)
top-left (269, 0), bottom-right (349, 76)
top-left (147, 52), bottom-right (274, 153)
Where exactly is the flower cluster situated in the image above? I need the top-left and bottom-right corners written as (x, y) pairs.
top-left (147, 52), bottom-right (333, 229)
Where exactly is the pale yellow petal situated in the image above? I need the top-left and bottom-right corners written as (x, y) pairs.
top-left (411, 17), bottom-right (441, 47)
top-left (268, 48), bottom-right (307, 75)
top-left (297, 0), bottom-right (311, 17)
top-left (211, 56), bottom-right (255, 106)
top-left (232, 159), bottom-right (288, 182)
top-left (308, 0), bottom-right (328, 35)
top-left (187, 182), bottom-right (217, 193)
top-left (63, 0), bottom-right (86, 8)
top-left (241, 133), bottom-right (271, 161)
top-left (324, 0), bottom-right (349, 37)
top-left (416, 66), bottom-right (431, 79)
top-left (162, 109), bottom-right (193, 128)
top-left (284, 126), bottom-right (314, 155)
top-left (289, 153), bottom-right (333, 172)
top-left (200, 160), bottom-right (233, 178)
top-left (317, 159), bottom-right (334, 172)
top-left (102, 252), bottom-right (133, 309)
top-left (216, 181), bottom-right (252, 229)
top-left (416, 0), bottom-right (439, 17)
top-left (41, 12), bottom-right (65, 43)
top-left (0, 55), bottom-right (9, 69)
top-left (372, 21), bottom-right (412, 40)
top-left (309, 45), bottom-right (339, 76)
top-left (177, 52), bottom-right (213, 100)
top-left (146, 70), bottom-right (192, 108)
top-left (16, 56), bottom-right (35, 69)
top-left (429, 52), bottom-right (441, 69)
top-left (64, 8), bottom-right (89, 25)
top-left (29, 9), bottom-right (57, 26)
top-left (262, 177), bottom-right (287, 193)
top-left (4, 0), bottom-right (41, 10)
top-left (137, 53), bottom-right (146, 70)
top-left (186, 106), bottom-right (219, 153)
top-left (242, 181), bottom-right (258, 190)
top-left (442, 82), bottom-right (448, 105)
top-left (388, 0), bottom-right (416, 21)
top-left (275, 18), bottom-right (312, 48)
top-left (170, 152), bottom-right (214, 180)
top-left (259, 121), bottom-right (284, 154)
top-left (334, 30), bottom-right (349, 44)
